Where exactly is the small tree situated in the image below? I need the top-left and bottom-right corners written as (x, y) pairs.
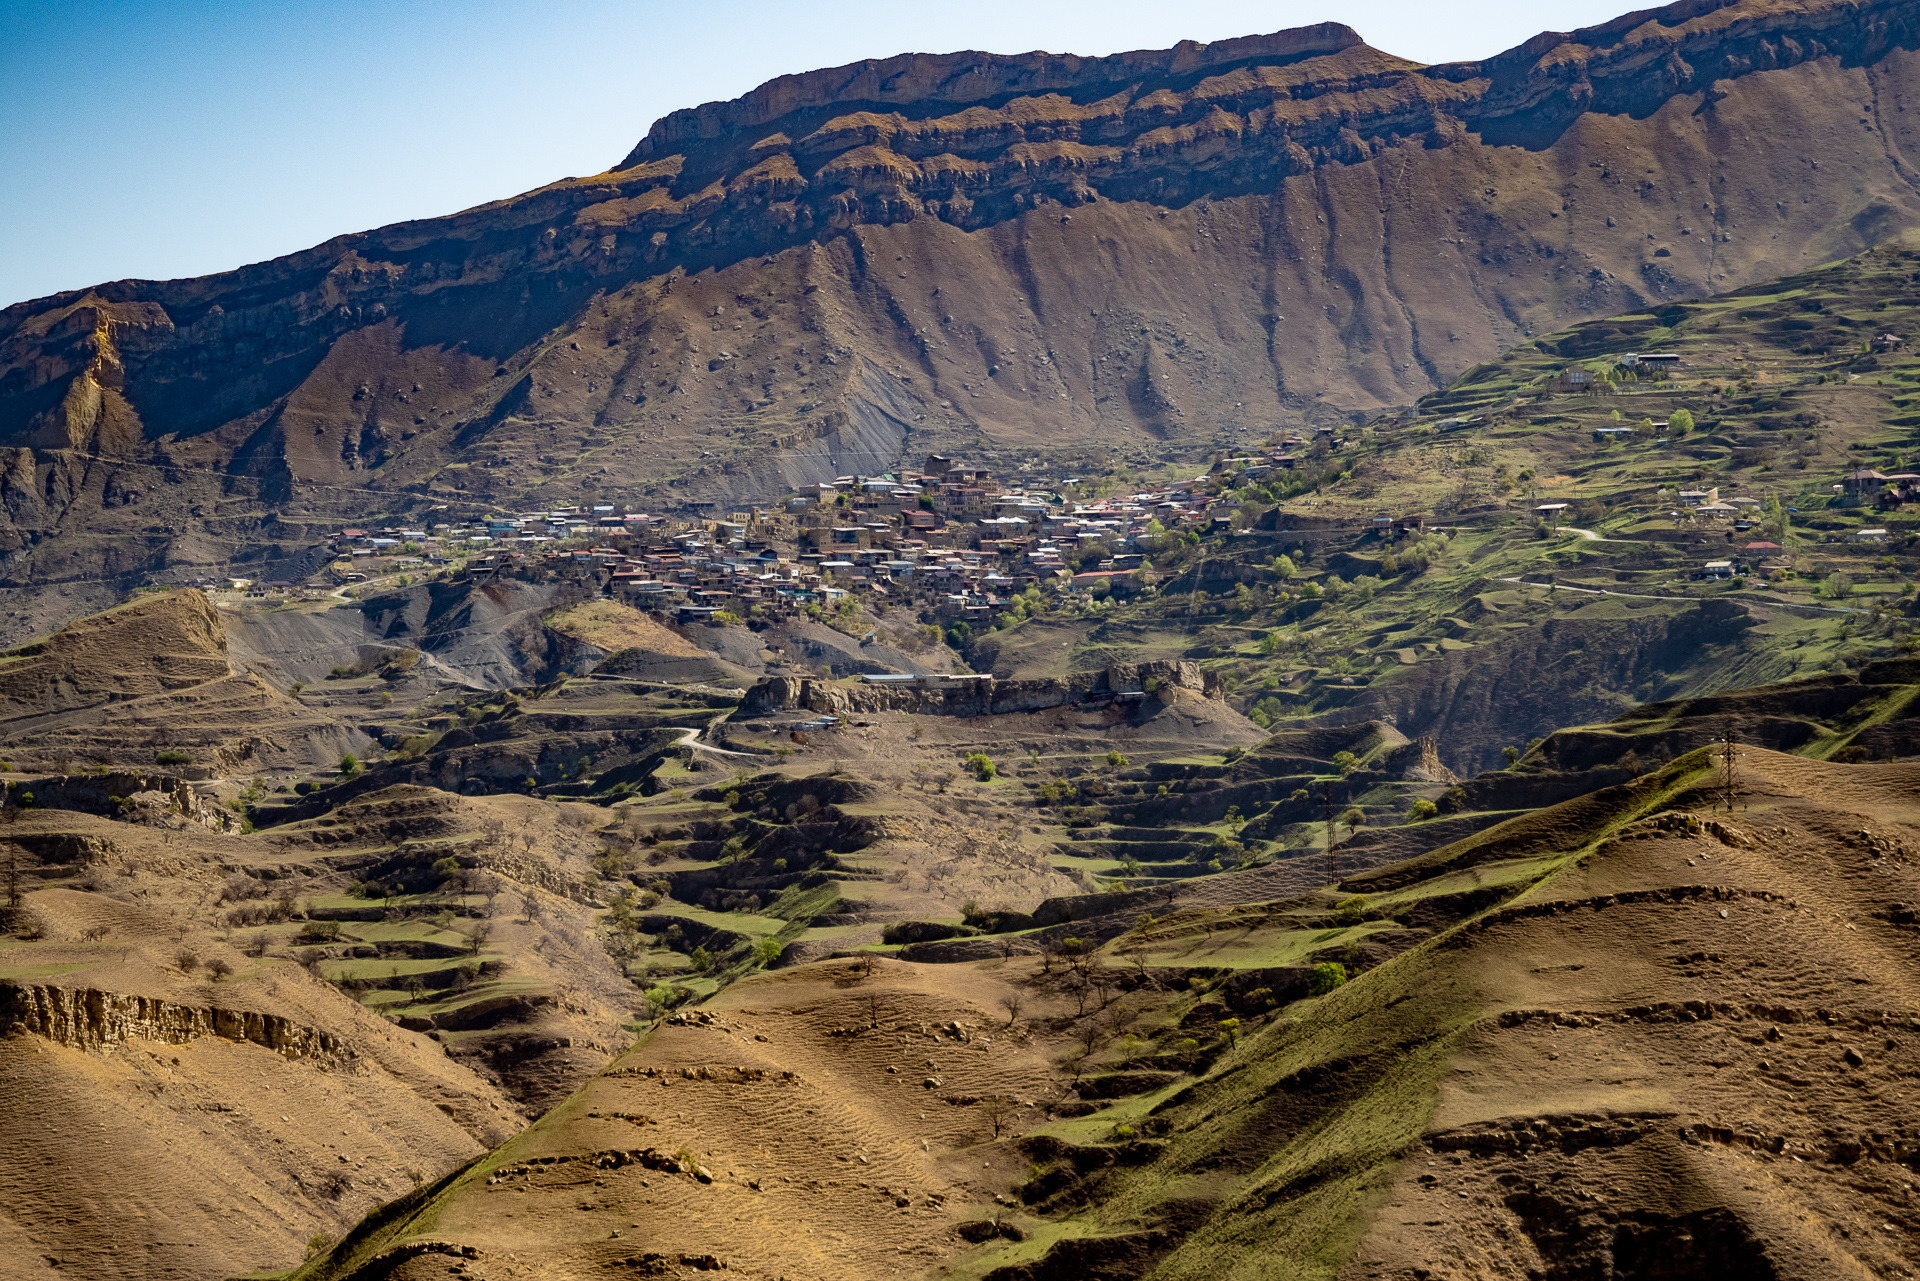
top-left (978, 1095), bottom-right (1018, 1139)
top-left (1408, 798), bottom-right (1438, 821)
top-left (688, 945), bottom-right (713, 973)
top-left (339, 752), bottom-right (362, 779)
top-left (1331, 750), bottom-right (1357, 776)
top-left (1668, 408), bottom-right (1695, 435)
top-left (1309, 961), bottom-right (1348, 996)
top-left (206, 956), bottom-right (234, 982)
top-left (964, 752), bottom-right (997, 782)
top-left (752, 937), bottom-right (783, 969)
top-left (1342, 807), bottom-right (1366, 837)
top-left (1217, 1016), bottom-right (1241, 1048)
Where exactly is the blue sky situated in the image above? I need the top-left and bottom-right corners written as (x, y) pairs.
top-left (0, 0), bottom-right (1629, 309)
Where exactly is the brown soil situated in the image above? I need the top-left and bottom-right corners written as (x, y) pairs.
top-left (294, 749), bottom-right (1920, 1280)
top-left (379, 958), bottom-right (1073, 1279)
top-left (0, 778), bottom-right (669, 1278)
top-left (0, 590), bottom-right (344, 773)
top-left (1341, 754), bottom-right (1920, 1277)
top-left (548, 602), bottom-right (707, 661)
top-left (0, 810), bottom-right (524, 1279)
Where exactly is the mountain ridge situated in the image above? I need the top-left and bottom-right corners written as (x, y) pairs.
top-left (6, 0), bottom-right (1920, 635)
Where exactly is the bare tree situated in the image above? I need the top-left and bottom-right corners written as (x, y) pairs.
top-left (1000, 993), bottom-right (1025, 1027)
top-left (978, 1095), bottom-right (1018, 1139)
top-left (1072, 1017), bottom-right (1109, 1065)
top-left (2, 842), bottom-right (20, 918)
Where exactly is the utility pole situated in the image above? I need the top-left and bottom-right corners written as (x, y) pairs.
top-left (1722, 730), bottom-right (1737, 813)
top-left (1323, 781), bottom-right (1336, 888)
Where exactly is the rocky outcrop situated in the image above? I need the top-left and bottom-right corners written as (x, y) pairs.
top-left (7, 770), bottom-right (244, 832)
top-left (740, 660), bottom-right (1220, 717)
top-left (1378, 736), bottom-right (1458, 784)
top-left (0, 981), bottom-right (350, 1059)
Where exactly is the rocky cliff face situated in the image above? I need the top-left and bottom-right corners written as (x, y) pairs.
top-left (0, 981), bottom-right (349, 1059)
top-left (3, 0), bottom-right (1920, 613)
top-left (742, 658), bottom-right (1219, 716)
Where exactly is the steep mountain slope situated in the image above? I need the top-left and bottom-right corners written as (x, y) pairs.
top-left (7, 0), bottom-right (1920, 615)
top-left (0, 589), bottom-right (348, 772)
top-left (282, 744), bottom-right (1920, 1280)
top-left (0, 812), bottom-right (526, 1281)
top-left (954, 238), bottom-right (1920, 777)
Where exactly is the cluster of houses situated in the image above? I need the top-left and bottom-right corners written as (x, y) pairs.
top-left (1213, 428), bottom-right (1345, 473)
top-left (288, 456), bottom-right (1265, 625)
top-left (1840, 468), bottom-right (1920, 506)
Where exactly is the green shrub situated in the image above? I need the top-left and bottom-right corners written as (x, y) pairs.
top-left (155, 749), bottom-right (192, 766)
top-left (1309, 961), bottom-right (1348, 996)
top-left (964, 752), bottom-right (997, 782)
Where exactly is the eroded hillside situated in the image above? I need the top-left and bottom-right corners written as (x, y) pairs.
top-left (282, 745), bottom-right (1920, 1281)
